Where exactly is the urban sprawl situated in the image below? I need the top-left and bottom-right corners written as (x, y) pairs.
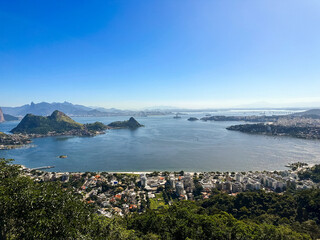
top-left (21, 163), bottom-right (318, 218)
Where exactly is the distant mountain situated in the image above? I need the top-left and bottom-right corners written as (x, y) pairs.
top-left (0, 108), bottom-right (4, 122)
top-left (291, 109), bottom-right (320, 117)
top-left (11, 110), bottom-right (108, 135)
top-left (1, 101), bottom-right (171, 117)
top-left (2, 101), bottom-right (92, 117)
top-left (3, 114), bottom-right (19, 121)
top-left (0, 107), bottom-right (19, 122)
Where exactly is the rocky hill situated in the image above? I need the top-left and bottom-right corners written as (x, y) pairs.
top-left (0, 108), bottom-right (4, 123)
top-left (10, 110), bottom-right (108, 136)
top-left (108, 117), bottom-right (143, 129)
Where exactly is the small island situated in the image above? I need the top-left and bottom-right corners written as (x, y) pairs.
top-left (187, 117), bottom-right (199, 121)
top-left (108, 117), bottom-right (143, 129)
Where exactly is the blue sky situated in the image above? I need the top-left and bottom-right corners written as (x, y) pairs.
top-left (1, 0), bottom-right (320, 109)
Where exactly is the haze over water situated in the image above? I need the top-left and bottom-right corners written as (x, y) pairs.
top-left (1, 110), bottom-right (320, 172)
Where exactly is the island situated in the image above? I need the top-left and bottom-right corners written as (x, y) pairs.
top-left (0, 132), bottom-right (31, 149)
top-left (108, 117), bottom-right (143, 129)
top-left (187, 117), bottom-right (199, 121)
top-left (10, 110), bottom-right (109, 137)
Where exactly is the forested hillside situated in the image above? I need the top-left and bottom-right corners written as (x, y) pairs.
top-left (1, 158), bottom-right (319, 239)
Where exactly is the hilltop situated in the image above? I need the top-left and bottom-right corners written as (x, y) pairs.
top-left (108, 117), bottom-right (143, 129)
top-left (10, 110), bottom-right (109, 136)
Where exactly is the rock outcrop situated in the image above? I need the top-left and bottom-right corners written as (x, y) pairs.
top-left (0, 108), bottom-right (4, 123)
top-left (188, 117), bottom-right (199, 121)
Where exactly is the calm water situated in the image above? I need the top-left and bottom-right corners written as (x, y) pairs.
top-left (1, 111), bottom-right (320, 172)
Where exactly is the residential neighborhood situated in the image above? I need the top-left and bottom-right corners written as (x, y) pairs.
top-left (21, 163), bottom-right (319, 218)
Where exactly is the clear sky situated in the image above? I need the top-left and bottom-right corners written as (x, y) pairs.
top-left (1, 0), bottom-right (320, 109)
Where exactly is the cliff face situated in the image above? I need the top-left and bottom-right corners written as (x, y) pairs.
top-left (0, 108), bottom-right (4, 122)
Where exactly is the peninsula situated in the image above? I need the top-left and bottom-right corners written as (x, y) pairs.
top-left (0, 132), bottom-right (31, 150)
top-left (227, 118), bottom-right (320, 139)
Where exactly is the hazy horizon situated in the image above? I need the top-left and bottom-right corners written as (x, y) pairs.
top-left (2, 99), bottom-right (320, 111)
top-left (1, 1), bottom-right (320, 109)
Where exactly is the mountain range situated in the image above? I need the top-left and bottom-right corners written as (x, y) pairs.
top-left (1, 102), bottom-right (169, 117)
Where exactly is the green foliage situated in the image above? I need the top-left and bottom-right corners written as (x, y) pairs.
top-left (0, 159), bottom-right (134, 239)
top-left (85, 121), bottom-right (108, 131)
top-left (299, 165), bottom-right (320, 183)
top-left (0, 159), bottom-right (319, 239)
top-left (149, 193), bottom-right (168, 210)
top-left (127, 201), bottom-right (310, 239)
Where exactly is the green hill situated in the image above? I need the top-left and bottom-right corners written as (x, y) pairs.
top-left (10, 110), bottom-right (108, 135)
top-left (108, 117), bottom-right (143, 129)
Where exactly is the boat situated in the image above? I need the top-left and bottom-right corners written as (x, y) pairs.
top-left (173, 114), bottom-right (181, 119)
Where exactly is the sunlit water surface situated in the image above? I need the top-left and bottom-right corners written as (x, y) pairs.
top-left (1, 110), bottom-right (319, 172)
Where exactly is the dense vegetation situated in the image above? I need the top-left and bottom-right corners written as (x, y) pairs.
top-left (0, 159), bottom-right (136, 239)
top-left (299, 165), bottom-right (320, 183)
top-left (85, 121), bottom-right (109, 131)
top-left (1, 158), bottom-right (320, 239)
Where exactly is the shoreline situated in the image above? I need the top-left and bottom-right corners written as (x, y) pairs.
top-left (20, 163), bottom-right (315, 174)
